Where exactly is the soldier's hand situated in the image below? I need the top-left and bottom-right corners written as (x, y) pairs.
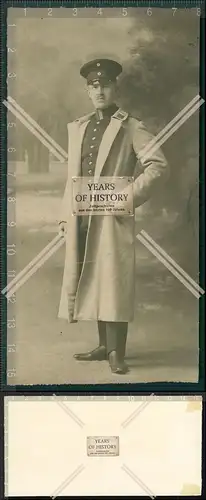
top-left (59, 221), bottom-right (67, 237)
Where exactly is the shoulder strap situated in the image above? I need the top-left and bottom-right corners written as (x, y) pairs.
top-left (112, 108), bottom-right (129, 121)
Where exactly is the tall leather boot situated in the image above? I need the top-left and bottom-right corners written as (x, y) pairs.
top-left (73, 321), bottom-right (107, 361)
top-left (106, 322), bottom-right (128, 374)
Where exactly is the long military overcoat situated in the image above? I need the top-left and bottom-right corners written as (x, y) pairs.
top-left (58, 108), bottom-right (168, 323)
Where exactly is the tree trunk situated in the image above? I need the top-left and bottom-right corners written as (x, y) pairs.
top-left (28, 142), bottom-right (49, 173)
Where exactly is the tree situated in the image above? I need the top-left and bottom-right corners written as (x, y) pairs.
top-left (12, 12), bottom-right (200, 270)
top-left (117, 9), bottom-right (200, 270)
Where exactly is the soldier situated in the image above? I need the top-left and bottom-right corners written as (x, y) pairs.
top-left (58, 58), bottom-right (169, 375)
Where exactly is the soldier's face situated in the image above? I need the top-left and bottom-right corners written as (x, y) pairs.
top-left (87, 80), bottom-right (116, 109)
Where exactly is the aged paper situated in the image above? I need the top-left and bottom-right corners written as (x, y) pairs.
top-left (5, 396), bottom-right (202, 496)
top-left (5, 7), bottom-right (203, 385)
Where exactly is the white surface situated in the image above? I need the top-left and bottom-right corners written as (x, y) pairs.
top-left (5, 397), bottom-right (202, 496)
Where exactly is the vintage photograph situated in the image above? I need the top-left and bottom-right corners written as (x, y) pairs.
top-left (5, 7), bottom-right (203, 384)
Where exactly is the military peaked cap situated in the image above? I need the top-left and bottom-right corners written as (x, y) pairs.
top-left (80, 58), bottom-right (122, 83)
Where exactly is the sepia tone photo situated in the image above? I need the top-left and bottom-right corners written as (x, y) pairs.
top-left (5, 7), bottom-right (203, 385)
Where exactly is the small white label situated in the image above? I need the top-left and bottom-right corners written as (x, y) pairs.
top-left (87, 436), bottom-right (119, 456)
top-left (72, 176), bottom-right (134, 216)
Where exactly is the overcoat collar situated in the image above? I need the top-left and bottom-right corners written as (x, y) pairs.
top-left (95, 108), bottom-right (128, 179)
